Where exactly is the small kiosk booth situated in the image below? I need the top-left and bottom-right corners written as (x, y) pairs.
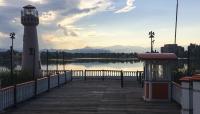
top-left (137, 53), bottom-right (177, 102)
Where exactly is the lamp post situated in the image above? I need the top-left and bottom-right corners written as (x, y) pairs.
top-left (10, 32), bottom-right (17, 106)
top-left (9, 32), bottom-right (15, 85)
top-left (149, 31), bottom-right (155, 53)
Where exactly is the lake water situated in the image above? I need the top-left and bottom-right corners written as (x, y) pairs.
top-left (42, 62), bottom-right (143, 71)
top-left (0, 60), bottom-right (144, 71)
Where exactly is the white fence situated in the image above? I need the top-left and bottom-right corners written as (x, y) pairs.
top-left (193, 81), bottom-right (200, 114)
top-left (172, 82), bottom-right (182, 104)
top-left (0, 86), bottom-right (14, 111)
top-left (0, 70), bottom-right (143, 112)
top-left (72, 70), bottom-right (143, 81)
top-left (0, 71), bottom-right (71, 112)
top-left (171, 78), bottom-right (200, 114)
top-left (16, 81), bottom-right (35, 103)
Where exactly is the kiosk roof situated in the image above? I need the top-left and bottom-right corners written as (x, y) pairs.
top-left (137, 53), bottom-right (177, 60)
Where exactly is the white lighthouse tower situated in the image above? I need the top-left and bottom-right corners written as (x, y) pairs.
top-left (21, 5), bottom-right (41, 77)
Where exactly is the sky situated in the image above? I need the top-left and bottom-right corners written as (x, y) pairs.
top-left (0, 0), bottom-right (200, 50)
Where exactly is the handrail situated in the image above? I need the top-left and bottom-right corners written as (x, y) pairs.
top-left (16, 81), bottom-right (35, 86)
top-left (0, 86), bottom-right (14, 91)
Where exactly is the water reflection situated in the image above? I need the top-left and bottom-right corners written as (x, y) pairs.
top-left (0, 59), bottom-right (144, 71)
top-left (41, 62), bottom-right (143, 71)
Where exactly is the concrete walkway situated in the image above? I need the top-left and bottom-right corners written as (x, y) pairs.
top-left (3, 80), bottom-right (180, 114)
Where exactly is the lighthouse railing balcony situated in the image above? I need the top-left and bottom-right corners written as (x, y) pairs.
top-left (21, 9), bottom-right (38, 17)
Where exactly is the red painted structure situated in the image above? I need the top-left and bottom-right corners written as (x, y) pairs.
top-left (138, 53), bottom-right (177, 102)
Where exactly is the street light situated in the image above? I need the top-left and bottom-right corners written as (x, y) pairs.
top-left (10, 32), bottom-right (17, 106)
top-left (149, 31), bottom-right (155, 53)
top-left (9, 32), bottom-right (15, 85)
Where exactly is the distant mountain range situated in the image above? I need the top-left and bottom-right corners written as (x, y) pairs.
top-left (0, 45), bottom-right (160, 53)
top-left (0, 48), bottom-right (7, 52)
top-left (101, 45), bottom-right (152, 53)
top-left (44, 45), bottom-right (156, 53)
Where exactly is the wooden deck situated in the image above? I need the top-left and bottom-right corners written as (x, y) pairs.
top-left (2, 80), bottom-right (180, 114)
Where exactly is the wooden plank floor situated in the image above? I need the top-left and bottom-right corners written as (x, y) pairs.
top-left (3, 80), bottom-right (180, 114)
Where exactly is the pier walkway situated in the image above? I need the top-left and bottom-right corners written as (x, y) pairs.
top-left (2, 79), bottom-right (180, 114)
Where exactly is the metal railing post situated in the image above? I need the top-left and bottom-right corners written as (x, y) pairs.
top-left (14, 85), bottom-right (17, 105)
top-left (121, 70), bottom-right (124, 88)
top-left (84, 70), bottom-right (86, 80)
top-left (32, 48), bottom-right (37, 97)
top-left (102, 70), bottom-right (105, 81)
top-left (46, 50), bottom-right (50, 91)
top-left (57, 72), bottom-right (60, 87)
top-left (141, 72), bottom-right (144, 88)
top-left (71, 69), bottom-right (73, 81)
top-left (64, 71), bottom-right (67, 84)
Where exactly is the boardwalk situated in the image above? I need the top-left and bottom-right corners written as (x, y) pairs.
top-left (3, 80), bottom-right (180, 114)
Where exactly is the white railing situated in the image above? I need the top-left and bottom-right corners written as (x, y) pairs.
top-left (0, 70), bottom-right (140, 112)
top-left (0, 71), bottom-right (71, 111)
top-left (16, 81), bottom-right (35, 103)
top-left (50, 75), bottom-right (58, 88)
top-left (37, 77), bottom-right (48, 94)
top-left (0, 86), bottom-right (14, 110)
top-left (59, 74), bottom-right (66, 84)
top-left (72, 70), bottom-right (143, 81)
top-left (193, 81), bottom-right (200, 114)
top-left (172, 82), bottom-right (182, 104)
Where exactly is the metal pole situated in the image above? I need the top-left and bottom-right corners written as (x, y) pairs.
top-left (84, 70), bottom-right (86, 80)
top-left (47, 50), bottom-right (50, 91)
top-left (56, 51), bottom-right (58, 72)
top-left (187, 47), bottom-right (191, 76)
top-left (187, 45), bottom-right (193, 114)
top-left (46, 50), bottom-right (49, 77)
top-left (10, 32), bottom-right (16, 106)
top-left (62, 52), bottom-right (67, 84)
top-left (71, 69), bottom-right (73, 81)
top-left (151, 37), bottom-right (153, 53)
top-left (56, 51), bottom-right (60, 87)
top-left (33, 48), bottom-right (37, 96)
top-left (174, 0), bottom-right (179, 44)
top-left (62, 51), bottom-right (65, 70)
top-left (121, 70), bottom-right (124, 88)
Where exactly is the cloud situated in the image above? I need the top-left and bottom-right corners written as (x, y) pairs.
top-left (41, 33), bottom-right (86, 49)
top-left (0, 0), bottom-right (136, 49)
top-left (0, 32), bottom-right (7, 38)
top-left (115, 0), bottom-right (136, 13)
top-left (57, 0), bottom-right (114, 37)
top-left (0, 0), bottom-right (5, 6)
top-left (40, 11), bottom-right (57, 25)
top-left (58, 24), bottom-right (78, 37)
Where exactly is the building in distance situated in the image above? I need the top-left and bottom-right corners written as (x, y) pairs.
top-left (161, 44), bottom-right (185, 58)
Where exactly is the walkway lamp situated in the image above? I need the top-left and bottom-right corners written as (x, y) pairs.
top-left (149, 31), bottom-right (155, 53)
top-left (10, 32), bottom-right (15, 85)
